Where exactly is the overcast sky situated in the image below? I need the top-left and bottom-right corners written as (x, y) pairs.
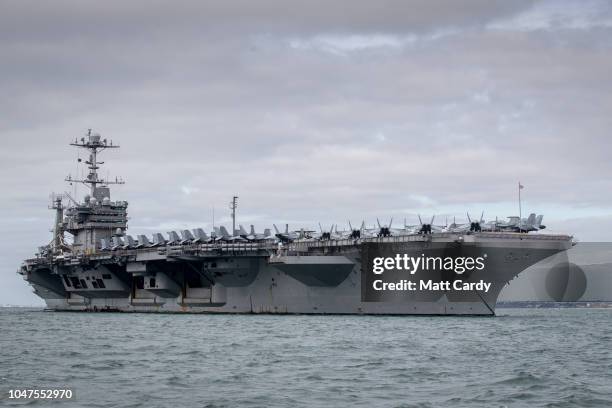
top-left (1, 0), bottom-right (612, 305)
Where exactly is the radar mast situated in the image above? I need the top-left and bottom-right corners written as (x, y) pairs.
top-left (60, 130), bottom-right (128, 253)
top-left (65, 129), bottom-right (124, 199)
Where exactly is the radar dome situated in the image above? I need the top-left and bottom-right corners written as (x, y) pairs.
top-left (102, 197), bottom-right (110, 205)
top-left (90, 197), bottom-right (98, 206)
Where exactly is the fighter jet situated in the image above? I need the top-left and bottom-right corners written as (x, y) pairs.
top-left (152, 233), bottom-right (167, 246)
top-left (136, 234), bottom-right (153, 248)
top-left (484, 213), bottom-right (544, 233)
top-left (365, 218), bottom-right (408, 237)
top-left (167, 231), bottom-right (181, 245)
top-left (343, 221), bottom-right (374, 239)
top-left (218, 226), bottom-right (248, 242)
top-left (192, 228), bottom-right (211, 243)
top-left (111, 236), bottom-right (124, 251)
top-left (123, 235), bottom-right (137, 249)
top-left (533, 214), bottom-right (546, 230)
top-left (313, 224), bottom-right (344, 241)
top-left (401, 215), bottom-right (446, 235)
top-left (446, 212), bottom-right (485, 233)
top-left (211, 226), bottom-right (240, 242)
top-left (273, 224), bottom-right (302, 243)
top-left (518, 214), bottom-right (546, 232)
top-left (180, 229), bottom-right (195, 244)
top-left (239, 225), bottom-right (277, 242)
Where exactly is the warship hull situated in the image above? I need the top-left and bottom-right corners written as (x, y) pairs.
top-left (21, 233), bottom-right (572, 316)
top-left (499, 242), bottom-right (612, 303)
top-left (18, 132), bottom-right (575, 316)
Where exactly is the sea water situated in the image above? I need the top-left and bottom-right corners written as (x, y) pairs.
top-left (1, 307), bottom-right (611, 407)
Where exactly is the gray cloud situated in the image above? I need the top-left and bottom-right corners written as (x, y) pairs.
top-left (1, 0), bottom-right (612, 305)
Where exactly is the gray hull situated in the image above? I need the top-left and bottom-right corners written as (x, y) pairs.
top-left (21, 233), bottom-right (572, 316)
top-left (499, 242), bottom-right (612, 303)
top-left (18, 133), bottom-right (575, 316)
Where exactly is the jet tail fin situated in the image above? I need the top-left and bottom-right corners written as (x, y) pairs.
top-left (152, 233), bottom-right (166, 245)
top-left (535, 214), bottom-right (545, 229)
top-left (125, 235), bottom-right (136, 247)
top-left (192, 228), bottom-right (209, 241)
top-left (527, 213), bottom-right (536, 226)
top-left (219, 226), bottom-right (231, 238)
top-left (167, 231), bottom-right (180, 243)
top-left (112, 236), bottom-right (124, 248)
top-left (181, 229), bottom-right (195, 241)
top-left (137, 235), bottom-right (151, 246)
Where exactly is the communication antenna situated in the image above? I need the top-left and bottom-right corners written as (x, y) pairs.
top-left (229, 196), bottom-right (238, 235)
top-left (75, 150), bottom-right (79, 199)
top-left (518, 182), bottom-right (524, 231)
top-left (48, 193), bottom-right (65, 252)
top-left (65, 129), bottom-right (125, 197)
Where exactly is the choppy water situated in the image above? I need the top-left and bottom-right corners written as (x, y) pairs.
top-left (1, 308), bottom-right (611, 407)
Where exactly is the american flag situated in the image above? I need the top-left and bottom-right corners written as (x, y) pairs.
top-left (519, 182), bottom-right (524, 189)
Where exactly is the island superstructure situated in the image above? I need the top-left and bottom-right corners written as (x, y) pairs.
top-left (18, 131), bottom-right (573, 315)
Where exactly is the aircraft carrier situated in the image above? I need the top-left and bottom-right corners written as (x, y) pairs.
top-left (18, 131), bottom-right (574, 315)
